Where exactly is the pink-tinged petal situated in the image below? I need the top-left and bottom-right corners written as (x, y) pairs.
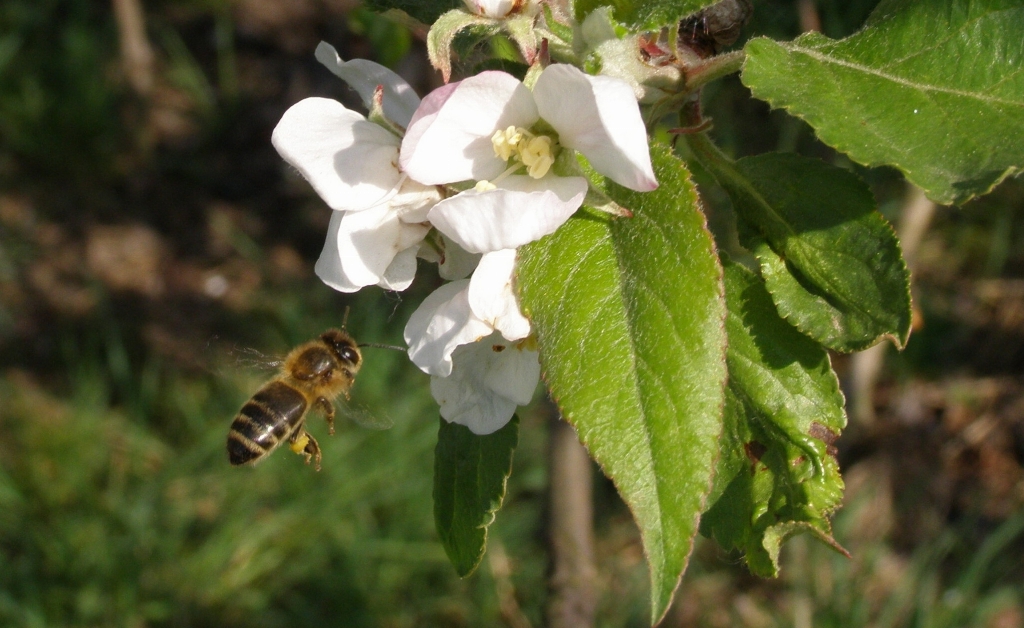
top-left (315, 206), bottom-right (429, 293)
top-left (534, 64), bottom-right (657, 191)
top-left (430, 334), bottom-right (540, 434)
top-left (400, 72), bottom-right (539, 185)
top-left (403, 81), bottom-right (458, 131)
top-left (468, 249), bottom-right (530, 341)
top-left (315, 42), bottom-right (420, 127)
top-left (404, 281), bottom-right (493, 377)
top-left (427, 175), bottom-right (586, 253)
top-left (273, 98), bottom-right (404, 211)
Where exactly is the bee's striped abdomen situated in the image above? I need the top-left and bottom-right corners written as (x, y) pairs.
top-left (227, 381), bottom-right (307, 466)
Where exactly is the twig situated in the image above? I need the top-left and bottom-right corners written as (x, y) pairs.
top-left (112, 0), bottom-right (155, 97)
top-left (546, 412), bottom-right (597, 628)
top-left (797, 0), bottom-right (822, 34)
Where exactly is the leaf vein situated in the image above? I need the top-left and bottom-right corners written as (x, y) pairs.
top-left (788, 45), bottom-right (1024, 107)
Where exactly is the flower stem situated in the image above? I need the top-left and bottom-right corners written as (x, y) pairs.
top-left (643, 51), bottom-right (744, 127)
top-left (685, 50), bottom-right (745, 92)
top-left (684, 130), bottom-right (794, 244)
top-left (682, 129), bottom-right (738, 180)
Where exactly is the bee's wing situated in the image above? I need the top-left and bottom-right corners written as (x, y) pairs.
top-left (229, 346), bottom-right (285, 372)
top-left (340, 404), bottom-right (394, 431)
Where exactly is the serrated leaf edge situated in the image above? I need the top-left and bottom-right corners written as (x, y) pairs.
top-left (740, 36), bottom-right (1024, 205)
top-left (433, 417), bottom-right (518, 577)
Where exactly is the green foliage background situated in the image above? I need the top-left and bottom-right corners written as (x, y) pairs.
top-left (1, 0), bottom-right (1024, 626)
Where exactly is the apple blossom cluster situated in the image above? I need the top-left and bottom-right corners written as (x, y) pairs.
top-left (272, 42), bottom-right (656, 435)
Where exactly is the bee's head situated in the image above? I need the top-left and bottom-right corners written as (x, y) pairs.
top-left (321, 329), bottom-right (362, 370)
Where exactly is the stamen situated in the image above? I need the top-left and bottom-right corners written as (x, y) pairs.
top-left (520, 136), bottom-right (554, 178)
top-left (491, 163), bottom-right (525, 185)
top-left (475, 161), bottom-right (528, 192)
top-left (491, 125), bottom-right (557, 180)
top-left (491, 126), bottom-right (523, 161)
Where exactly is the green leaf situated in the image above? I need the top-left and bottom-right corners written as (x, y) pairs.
top-left (433, 415), bottom-right (519, 577)
top-left (347, 7), bottom-right (412, 68)
top-left (426, 9), bottom-right (494, 82)
top-left (504, 14), bottom-right (540, 66)
top-left (517, 143), bottom-right (727, 624)
top-left (363, 0), bottom-right (461, 26)
top-left (701, 262), bottom-right (847, 577)
top-left (575, 0), bottom-right (720, 31)
top-left (741, 153), bottom-right (911, 352)
top-left (742, 0), bottom-right (1024, 205)
top-left (687, 139), bottom-right (911, 352)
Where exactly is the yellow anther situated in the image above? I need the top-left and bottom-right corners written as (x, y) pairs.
top-left (491, 125), bottom-right (557, 179)
top-left (491, 126), bottom-right (523, 161)
top-left (520, 135), bottom-right (554, 178)
top-left (475, 180), bottom-right (498, 192)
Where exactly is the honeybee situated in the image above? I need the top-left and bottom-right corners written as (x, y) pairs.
top-left (226, 328), bottom-right (387, 471)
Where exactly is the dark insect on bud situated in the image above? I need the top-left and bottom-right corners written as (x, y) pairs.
top-left (678, 0), bottom-right (754, 57)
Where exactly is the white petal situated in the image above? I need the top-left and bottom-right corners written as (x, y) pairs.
top-left (462, 0), bottom-right (516, 17)
top-left (315, 206), bottom-right (429, 293)
top-left (404, 280), bottom-right (494, 377)
top-left (377, 244), bottom-right (420, 291)
top-left (315, 211), bottom-right (361, 292)
top-left (431, 373), bottom-right (517, 435)
top-left (416, 240), bottom-right (441, 265)
top-left (315, 42), bottom-right (420, 127)
top-left (272, 98), bottom-right (404, 211)
top-left (415, 234), bottom-right (481, 280)
top-left (427, 175), bottom-right (586, 253)
top-left (468, 249), bottom-right (530, 341)
top-left (478, 337), bottom-right (541, 406)
top-left (400, 72), bottom-right (539, 185)
top-left (534, 64), bottom-right (657, 192)
top-left (392, 178), bottom-right (442, 223)
top-left (430, 334), bottom-right (540, 434)
top-left (438, 234), bottom-right (482, 280)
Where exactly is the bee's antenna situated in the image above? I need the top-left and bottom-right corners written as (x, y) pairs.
top-left (341, 305), bottom-right (351, 330)
top-left (358, 342), bottom-right (406, 352)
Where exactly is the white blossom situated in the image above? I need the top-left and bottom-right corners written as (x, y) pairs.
top-left (431, 333), bottom-right (540, 434)
top-left (405, 249), bottom-right (536, 433)
top-left (400, 64), bottom-right (656, 192)
top-left (272, 49), bottom-right (439, 292)
top-left (404, 249), bottom-right (526, 376)
top-left (405, 279), bottom-right (493, 378)
top-left (398, 64), bottom-right (654, 261)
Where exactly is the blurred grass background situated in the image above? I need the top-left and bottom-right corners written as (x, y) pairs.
top-left (0, 0), bottom-right (1023, 626)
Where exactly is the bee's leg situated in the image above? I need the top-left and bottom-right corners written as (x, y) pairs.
top-left (289, 428), bottom-right (322, 471)
top-left (314, 396), bottom-right (336, 435)
top-left (305, 436), bottom-right (322, 472)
